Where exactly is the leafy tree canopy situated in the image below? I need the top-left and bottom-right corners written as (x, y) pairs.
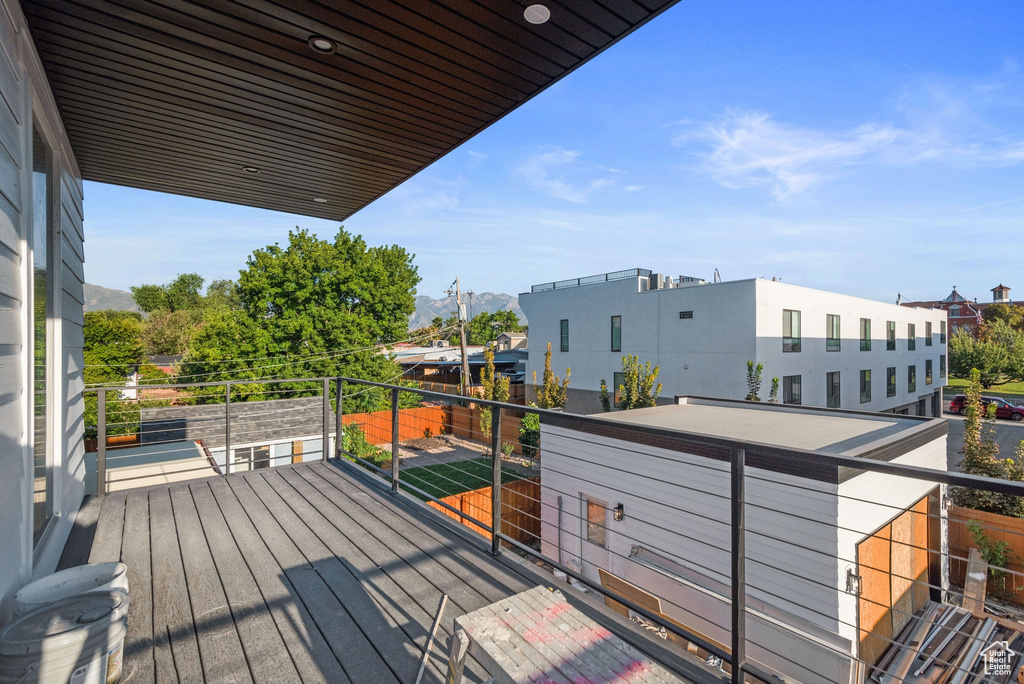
top-left (467, 310), bottom-right (524, 345)
top-left (949, 321), bottom-right (1024, 388)
top-left (982, 304), bottom-right (1024, 331)
top-left (180, 227), bottom-right (420, 412)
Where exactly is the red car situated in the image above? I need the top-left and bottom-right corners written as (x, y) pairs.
top-left (949, 394), bottom-right (1024, 421)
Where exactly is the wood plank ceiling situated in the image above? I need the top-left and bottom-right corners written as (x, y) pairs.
top-left (20, 0), bottom-right (677, 221)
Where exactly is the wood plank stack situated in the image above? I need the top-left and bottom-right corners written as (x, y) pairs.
top-left (870, 601), bottom-right (1024, 684)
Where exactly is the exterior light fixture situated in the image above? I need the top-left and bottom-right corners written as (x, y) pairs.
top-left (613, 504), bottom-right (624, 522)
top-left (524, 4), bottom-right (550, 24)
top-left (313, 198), bottom-right (328, 203)
top-left (241, 166), bottom-right (261, 174)
top-left (307, 36), bottom-right (337, 54)
top-left (845, 568), bottom-right (862, 596)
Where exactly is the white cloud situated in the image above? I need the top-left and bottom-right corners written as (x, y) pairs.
top-left (675, 110), bottom-right (901, 199)
top-left (516, 147), bottom-right (616, 203)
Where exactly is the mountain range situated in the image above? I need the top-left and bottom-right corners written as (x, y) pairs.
top-left (83, 283), bottom-right (523, 330)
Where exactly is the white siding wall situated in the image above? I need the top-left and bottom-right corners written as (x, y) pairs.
top-left (753, 279), bottom-right (948, 413)
top-left (540, 423), bottom-right (853, 682)
top-left (0, 0), bottom-right (86, 619)
top-left (520, 276), bottom-right (947, 414)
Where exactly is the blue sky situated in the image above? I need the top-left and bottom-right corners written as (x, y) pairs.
top-left (84, 1), bottom-right (1024, 306)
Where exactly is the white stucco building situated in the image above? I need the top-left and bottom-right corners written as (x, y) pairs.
top-left (519, 269), bottom-right (948, 415)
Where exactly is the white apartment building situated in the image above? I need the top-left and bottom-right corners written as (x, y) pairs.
top-left (519, 269), bottom-right (948, 415)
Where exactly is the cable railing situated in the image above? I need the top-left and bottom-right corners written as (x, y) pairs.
top-left (530, 267), bottom-right (653, 292)
top-left (84, 377), bottom-right (1024, 683)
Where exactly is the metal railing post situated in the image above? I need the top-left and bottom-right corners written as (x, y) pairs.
top-left (224, 383), bottom-right (231, 474)
top-left (390, 386), bottom-right (400, 494)
top-left (322, 378), bottom-right (330, 462)
top-left (490, 405), bottom-right (503, 556)
top-left (97, 390), bottom-right (107, 496)
top-left (731, 447), bottom-right (746, 684)
top-left (335, 378), bottom-right (343, 457)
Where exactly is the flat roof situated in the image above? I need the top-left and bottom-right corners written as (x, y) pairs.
top-left (594, 401), bottom-right (920, 456)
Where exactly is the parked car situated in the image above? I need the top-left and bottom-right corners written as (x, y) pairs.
top-left (949, 394), bottom-right (1024, 421)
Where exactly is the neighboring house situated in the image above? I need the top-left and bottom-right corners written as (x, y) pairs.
top-left (148, 354), bottom-right (183, 374)
top-left (140, 397), bottom-right (331, 475)
top-left (519, 269), bottom-right (948, 416)
top-left (540, 397), bottom-right (948, 683)
top-left (496, 331), bottom-right (528, 350)
top-left (397, 345), bottom-right (526, 386)
top-left (901, 285), bottom-right (1024, 334)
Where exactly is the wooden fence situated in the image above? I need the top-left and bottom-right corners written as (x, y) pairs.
top-left (413, 381), bottom-right (526, 405)
top-left (346, 404), bottom-right (532, 456)
top-left (427, 476), bottom-right (540, 544)
top-left (342, 406), bottom-right (448, 445)
top-left (949, 505), bottom-right (1024, 603)
top-left (83, 434), bottom-right (141, 453)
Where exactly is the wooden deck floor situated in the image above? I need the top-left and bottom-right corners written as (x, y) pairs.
top-left (60, 460), bottom-right (547, 684)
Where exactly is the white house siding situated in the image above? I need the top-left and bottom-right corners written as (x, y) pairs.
top-left (520, 276), bottom-right (947, 415)
top-left (0, 0), bottom-right (86, 619)
top-left (540, 423), bottom-right (852, 682)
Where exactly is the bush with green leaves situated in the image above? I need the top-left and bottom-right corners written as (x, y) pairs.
top-left (519, 412), bottom-right (540, 460)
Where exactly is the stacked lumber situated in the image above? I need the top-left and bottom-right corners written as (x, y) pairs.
top-left (870, 602), bottom-right (1024, 683)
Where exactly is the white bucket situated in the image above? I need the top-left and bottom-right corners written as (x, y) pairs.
top-left (14, 563), bottom-right (128, 617)
top-left (0, 590), bottom-right (129, 684)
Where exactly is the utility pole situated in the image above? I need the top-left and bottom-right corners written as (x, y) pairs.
top-left (447, 277), bottom-right (472, 397)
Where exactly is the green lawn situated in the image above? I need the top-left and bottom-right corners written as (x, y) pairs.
top-left (400, 458), bottom-right (525, 501)
top-left (944, 378), bottom-right (1024, 401)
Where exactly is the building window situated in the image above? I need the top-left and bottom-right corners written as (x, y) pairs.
top-left (679, 310), bottom-right (693, 319)
top-left (826, 372), bottom-right (841, 408)
top-left (826, 314), bottom-right (841, 352)
top-left (860, 318), bottom-right (871, 351)
top-left (940, 355), bottom-right (946, 378)
top-left (925, 321), bottom-right (932, 347)
top-left (887, 367), bottom-right (896, 397)
top-left (783, 310), bottom-right (801, 352)
top-left (31, 122), bottom-right (54, 547)
top-left (908, 323), bottom-right (916, 351)
top-left (611, 316), bottom-right (621, 352)
top-left (783, 375), bottom-right (801, 405)
top-left (613, 371), bottom-right (625, 407)
top-left (940, 321), bottom-right (946, 344)
top-left (950, 305), bottom-right (961, 317)
top-left (584, 496), bottom-right (607, 547)
top-left (887, 321), bottom-right (896, 351)
top-left (860, 370), bottom-right (871, 403)
top-left (908, 365), bottom-right (916, 393)
top-left (925, 359), bottom-right (933, 385)
top-left (560, 319), bottom-right (569, 352)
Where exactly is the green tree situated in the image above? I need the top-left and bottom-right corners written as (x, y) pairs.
top-left (532, 342), bottom-right (570, 409)
top-left (479, 347), bottom-right (510, 438)
top-left (180, 227), bottom-right (420, 413)
top-left (768, 377), bottom-right (779, 404)
top-left (949, 325), bottom-right (1019, 388)
top-left (466, 310), bottom-right (524, 345)
top-left (599, 379), bottom-right (611, 412)
top-left (613, 355), bottom-right (662, 410)
top-left (141, 309), bottom-right (203, 356)
top-left (745, 361), bottom-right (763, 401)
top-left (131, 273), bottom-right (207, 313)
top-left (952, 369), bottom-right (1024, 516)
top-left (983, 303), bottom-right (1024, 331)
top-left (205, 279), bottom-right (241, 310)
top-left (130, 283), bottom-right (167, 313)
top-left (83, 311), bottom-right (146, 438)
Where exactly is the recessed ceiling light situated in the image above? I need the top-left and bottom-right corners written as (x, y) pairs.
top-left (313, 198), bottom-right (328, 203)
top-left (241, 166), bottom-right (261, 174)
top-left (308, 36), bottom-right (336, 54)
top-left (524, 4), bottom-right (550, 24)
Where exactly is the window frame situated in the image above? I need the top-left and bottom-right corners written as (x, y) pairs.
top-left (826, 371), bottom-right (841, 408)
top-left (860, 369), bottom-right (871, 403)
top-left (886, 321), bottom-right (896, 351)
top-left (860, 318), bottom-right (871, 352)
top-left (925, 359), bottom-right (933, 385)
top-left (610, 315), bottom-right (621, 353)
top-left (782, 310), bottom-right (801, 352)
top-left (908, 323), bottom-right (916, 351)
top-left (886, 367), bottom-right (896, 397)
top-left (940, 321), bottom-right (946, 345)
top-left (826, 314), bottom-right (841, 352)
top-left (560, 319), bottom-right (569, 352)
top-left (940, 354), bottom-right (946, 378)
top-left (583, 495), bottom-right (608, 548)
top-left (925, 321), bottom-right (933, 347)
top-left (908, 365), bottom-right (917, 393)
top-left (783, 375), bottom-right (802, 405)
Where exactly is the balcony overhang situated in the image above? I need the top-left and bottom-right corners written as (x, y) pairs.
top-left (20, 0), bottom-right (677, 220)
